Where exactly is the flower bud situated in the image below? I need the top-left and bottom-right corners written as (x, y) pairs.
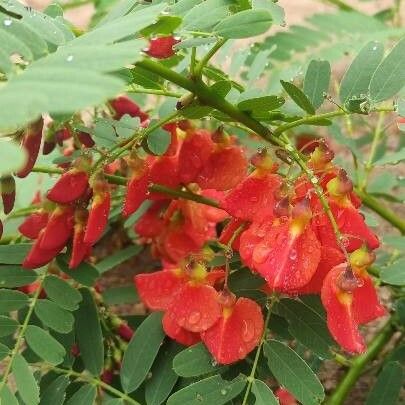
top-left (145, 35), bottom-right (180, 59)
top-left (1, 176), bottom-right (16, 214)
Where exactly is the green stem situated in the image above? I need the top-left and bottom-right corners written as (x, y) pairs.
top-left (355, 189), bottom-right (405, 234)
top-left (126, 85), bottom-right (182, 98)
top-left (326, 321), bottom-right (395, 405)
top-left (0, 272), bottom-right (47, 392)
top-left (194, 38), bottom-right (227, 78)
top-left (361, 111), bottom-right (385, 190)
top-left (241, 295), bottom-right (277, 405)
top-left (39, 365), bottom-right (140, 405)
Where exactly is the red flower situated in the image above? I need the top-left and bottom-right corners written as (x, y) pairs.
top-left (19, 211), bottom-right (49, 239)
top-left (201, 297), bottom-right (263, 364)
top-left (47, 170), bottom-right (89, 204)
top-left (69, 209), bottom-right (91, 269)
top-left (276, 388), bottom-right (298, 405)
top-left (162, 312), bottom-right (201, 346)
top-left (239, 202), bottom-right (321, 293)
top-left (16, 118), bottom-right (44, 178)
top-left (84, 178), bottom-right (111, 245)
top-left (110, 96), bottom-right (149, 123)
top-left (135, 201), bottom-right (168, 238)
top-left (222, 171), bottom-right (282, 221)
top-left (146, 36), bottom-right (180, 59)
top-left (123, 157), bottom-right (149, 218)
top-left (40, 206), bottom-right (74, 250)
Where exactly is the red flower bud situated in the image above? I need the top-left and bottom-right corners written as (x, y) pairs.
top-left (40, 206), bottom-right (74, 250)
top-left (110, 96), bottom-right (149, 122)
top-left (1, 176), bottom-right (16, 214)
top-left (55, 127), bottom-right (71, 146)
top-left (47, 170), bottom-right (89, 204)
top-left (101, 369), bottom-right (114, 384)
top-left (69, 209), bottom-right (91, 269)
top-left (22, 230), bottom-right (64, 269)
top-left (276, 388), bottom-right (298, 405)
top-left (18, 211), bottom-right (49, 239)
top-left (77, 131), bottom-right (95, 147)
top-left (70, 344), bottom-right (80, 357)
top-left (42, 129), bottom-right (56, 155)
top-left (146, 36), bottom-right (180, 59)
top-left (117, 323), bottom-right (134, 342)
top-left (83, 180), bottom-right (110, 245)
top-left (16, 118), bottom-right (44, 178)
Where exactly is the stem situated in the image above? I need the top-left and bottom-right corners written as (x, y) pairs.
top-left (194, 38), bottom-right (227, 78)
top-left (39, 365), bottom-right (140, 405)
top-left (126, 85), bottom-right (182, 98)
top-left (326, 321), bottom-right (395, 405)
top-left (361, 112), bottom-right (385, 190)
top-left (355, 189), bottom-right (405, 234)
top-left (241, 295), bottom-right (277, 405)
top-left (0, 272), bottom-right (47, 392)
top-left (149, 184), bottom-right (220, 208)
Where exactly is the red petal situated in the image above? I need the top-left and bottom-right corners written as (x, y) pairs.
top-left (134, 269), bottom-right (185, 311)
top-left (219, 218), bottom-right (245, 251)
top-left (162, 311), bottom-right (201, 346)
top-left (298, 246), bottom-right (345, 294)
top-left (123, 170), bottom-right (149, 217)
top-left (1, 176), bottom-right (16, 214)
top-left (167, 283), bottom-right (221, 332)
top-left (40, 206), bottom-right (74, 250)
top-left (19, 212), bottom-right (49, 240)
top-left (110, 96), bottom-right (149, 122)
top-left (134, 201), bottom-right (168, 238)
top-left (148, 155), bottom-right (180, 199)
top-left (321, 266), bottom-right (365, 353)
top-left (196, 146), bottom-right (248, 191)
top-left (69, 226), bottom-right (91, 269)
top-left (223, 173), bottom-right (282, 221)
top-left (84, 191), bottom-right (111, 245)
top-left (22, 231), bottom-right (64, 269)
top-left (352, 273), bottom-right (386, 324)
top-left (247, 220), bottom-right (321, 293)
top-left (47, 171), bottom-right (89, 204)
top-left (201, 298), bottom-right (264, 364)
top-left (178, 129), bottom-right (214, 184)
top-left (146, 36), bottom-right (179, 59)
top-left (16, 118), bottom-right (43, 178)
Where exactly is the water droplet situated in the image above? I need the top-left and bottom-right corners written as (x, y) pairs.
top-left (242, 319), bottom-right (255, 342)
top-left (372, 46), bottom-right (377, 51)
top-left (211, 359), bottom-right (218, 367)
top-left (252, 245), bottom-right (270, 264)
top-left (196, 393), bottom-right (203, 402)
top-left (188, 311), bottom-right (201, 325)
top-left (66, 55), bottom-right (74, 62)
top-left (220, 389), bottom-right (227, 396)
top-left (3, 19), bottom-right (12, 27)
top-left (289, 248), bottom-right (297, 261)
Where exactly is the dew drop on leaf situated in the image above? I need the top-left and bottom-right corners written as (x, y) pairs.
top-left (3, 19), bottom-right (12, 27)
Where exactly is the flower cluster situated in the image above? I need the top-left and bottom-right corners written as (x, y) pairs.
top-left (17, 94), bottom-right (385, 363)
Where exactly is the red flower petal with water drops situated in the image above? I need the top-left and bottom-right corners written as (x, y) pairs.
top-left (134, 268), bottom-right (185, 311)
top-left (23, 231), bottom-right (65, 269)
top-left (244, 219), bottom-right (321, 293)
top-left (167, 283), bottom-right (221, 333)
top-left (148, 155), bottom-right (180, 199)
top-left (40, 206), bottom-right (74, 250)
top-left (123, 169), bottom-right (149, 218)
top-left (69, 210), bottom-right (91, 269)
top-left (352, 271), bottom-right (386, 324)
top-left (47, 170), bottom-right (89, 204)
top-left (84, 186), bottom-right (111, 245)
top-left (205, 269), bottom-right (226, 286)
top-left (162, 311), bottom-right (201, 346)
top-left (316, 200), bottom-right (379, 252)
top-left (222, 172), bottom-right (282, 221)
top-left (298, 246), bottom-right (345, 294)
top-left (19, 211), bottom-right (49, 239)
top-left (200, 189), bottom-right (228, 222)
top-left (201, 297), bottom-right (264, 364)
top-left (178, 129), bottom-right (214, 184)
top-left (16, 118), bottom-right (44, 178)
top-left (146, 36), bottom-right (180, 59)
top-left (321, 265), bottom-right (365, 354)
top-left (196, 146), bottom-right (248, 191)
top-left (135, 201), bottom-right (168, 238)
